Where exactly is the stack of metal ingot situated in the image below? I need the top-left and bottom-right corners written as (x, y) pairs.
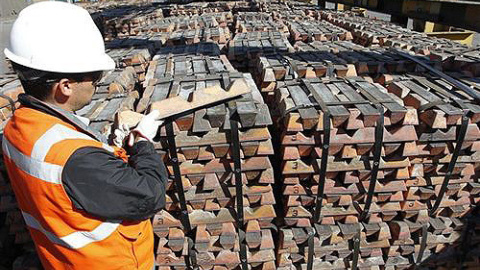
top-left (384, 35), bottom-right (458, 55)
top-left (383, 36), bottom-right (480, 77)
top-left (272, 9), bottom-right (313, 21)
top-left (155, 42), bottom-right (222, 57)
top-left (106, 37), bottom-right (158, 83)
top-left (321, 11), bottom-right (417, 47)
top-left (302, 40), bottom-right (432, 76)
top-left (201, 12), bottom-right (235, 28)
top-left (287, 2), bottom-right (321, 18)
top-left (149, 17), bottom-right (178, 33)
top-left (99, 4), bottom-right (164, 39)
top-left (164, 14), bottom-right (232, 48)
top-left (377, 73), bottom-right (480, 268)
top-left (137, 47), bottom-right (277, 270)
top-left (389, 37), bottom-right (480, 77)
top-left (234, 12), bottom-right (289, 36)
top-left (258, 1), bottom-right (291, 16)
top-left (271, 77), bottom-right (421, 269)
top-left (287, 20), bottom-right (353, 42)
top-left (202, 2), bottom-right (235, 13)
top-left (253, 41), bottom-right (356, 102)
top-left (228, 31), bottom-right (294, 69)
top-left (168, 2), bottom-right (207, 16)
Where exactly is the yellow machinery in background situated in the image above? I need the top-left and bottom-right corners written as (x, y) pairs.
top-left (416, 20), bottom-right (475, 46)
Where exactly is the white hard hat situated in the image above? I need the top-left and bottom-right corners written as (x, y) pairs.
top-left (4, 1), bottom-right (115, 74)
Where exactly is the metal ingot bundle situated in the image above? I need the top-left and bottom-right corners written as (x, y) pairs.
top-left (287, 20), bottom-right (352, 42)
top-left (227, 31), bottom-right (294, 69)
top-left (321, 11), bottom-right (417, 47)
top-left (139, 51), bottom-right (276, 269)
top-left (270, 77), bottom-right (421, 269)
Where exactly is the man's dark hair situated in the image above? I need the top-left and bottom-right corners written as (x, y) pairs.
top-left (11, 62), bottom-right (103, 101)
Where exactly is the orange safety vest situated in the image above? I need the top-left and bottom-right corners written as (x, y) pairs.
top-left (2, 106), bottom-right (155, 270)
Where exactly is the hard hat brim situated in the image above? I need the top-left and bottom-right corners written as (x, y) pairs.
top-left (4, 48), bottom-right (116, 74)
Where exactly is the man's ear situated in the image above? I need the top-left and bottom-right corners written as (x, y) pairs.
top-left (57, 78), bottom-right (73, 97)
top-left (51, 78), bottom-right (72, 104)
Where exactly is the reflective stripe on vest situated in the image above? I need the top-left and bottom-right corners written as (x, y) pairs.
top-left (4, 123), bottom-right (121, 249)
top-left (2, 124), bottom-right (114, 184)
top-left (22, 211), bottom-right (120, 249)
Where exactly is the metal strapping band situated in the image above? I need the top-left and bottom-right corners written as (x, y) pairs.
top-left (229, 109), bottom-right (248, 270)
top-left (414, 223), bottom-right (428, 268)
top-left (359, 104), bottom-right (384, 221)
top-left (351, 228), bottom-right (361, 270)
top-left (303, 79), bottom-right (331, 270)
top-left (347, 80), bottom-right (386, 221)
top-left (306, 226), bottom-right (316, 270)
top-left (165, 120), bottom-right (197, 269)
top-left (313, 109), bottom-right (330, 223)
top-left (326, 64), bottom-right (335, 78)
top-left (429, 112), bottom-right (469, 215)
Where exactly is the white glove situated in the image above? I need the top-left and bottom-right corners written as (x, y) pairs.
top-left (112, 124), bottom-right (130, 148)
top-left (128, 110), bottom-right (163, 146)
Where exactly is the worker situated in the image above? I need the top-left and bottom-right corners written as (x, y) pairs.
top-left (2, 2), bottom-right (167, 269)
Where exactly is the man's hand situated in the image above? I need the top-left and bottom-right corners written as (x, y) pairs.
top-left (127, 110), bottom-right (163, 147)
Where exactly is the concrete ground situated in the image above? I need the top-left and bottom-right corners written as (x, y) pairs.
top-left (474, 33), bottom-right (480, 46)
top-left (0, 20), bottom-right (13, 75)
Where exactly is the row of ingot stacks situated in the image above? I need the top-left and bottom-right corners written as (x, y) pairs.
top-left (271, 77), bottom-right (421, 269)
top-left (166, 1), bottom-right (247, 16)
top-left (95, 3), bottom-right (164, 39)
top-left (295, 41), bottom-right (434, 78)
top-left (139, 47), bottom-right (277, 269)
top-left (321, 10), bottom-right (418, 47)
top-left (384, 35), bottom-right (480, 77)
top-left (253, 39), bottom-right (437, 104)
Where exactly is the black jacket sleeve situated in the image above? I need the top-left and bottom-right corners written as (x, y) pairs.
top-left (62, 141), bottom-right (168, 221)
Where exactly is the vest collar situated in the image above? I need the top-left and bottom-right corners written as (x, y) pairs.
top-left (18, 94), bottom-right (107, 143)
